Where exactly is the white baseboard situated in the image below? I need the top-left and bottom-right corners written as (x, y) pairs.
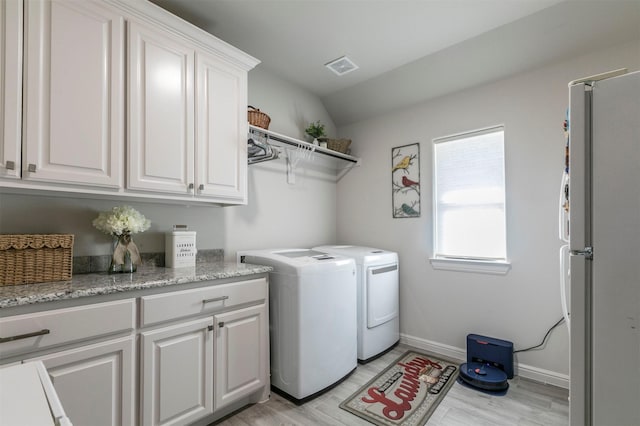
top-left (399, 333), bottom-right (569, 389)
top-left (400, 333), bottom-right (467, 362)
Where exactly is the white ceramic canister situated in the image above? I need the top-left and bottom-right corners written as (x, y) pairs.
top-left (165, 226), bottom-right (197, 268)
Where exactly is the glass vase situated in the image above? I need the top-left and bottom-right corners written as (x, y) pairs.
top-left (109, 235), bottom-right (137, 274)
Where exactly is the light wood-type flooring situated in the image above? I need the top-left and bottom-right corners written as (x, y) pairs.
top-left (213, 344), bottom-right (569, 426)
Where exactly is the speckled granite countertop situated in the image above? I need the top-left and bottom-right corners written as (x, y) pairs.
top-left (0, 262), bottom-right (272, 309)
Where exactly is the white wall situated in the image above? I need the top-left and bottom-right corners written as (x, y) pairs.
top-left (336, 40), bottom-right (640, 384)
top-left (0, 66), bottom-right (338, 261)
top-left (221, 66), bottom-right (339, 259)
top-left (248, 67), bottom-right (336, 140)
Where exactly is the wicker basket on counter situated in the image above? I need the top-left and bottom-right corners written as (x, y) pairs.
top-left (0, 234), bottom-right (74, 286)
top-left (248, 106), bottom-right (271, 130)
top-left (319, 138), bottom-right (352, 154)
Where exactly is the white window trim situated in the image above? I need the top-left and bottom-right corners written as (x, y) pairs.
top-left (431, 125), bottom-right (509, 274)
top-left (429, 257), bottom-right (511, 275)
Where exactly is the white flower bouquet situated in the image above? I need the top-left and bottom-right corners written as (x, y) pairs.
top-left (92, 206), bottom-right (150, 273)
top-left (92, 205), bottom-right (151, 237)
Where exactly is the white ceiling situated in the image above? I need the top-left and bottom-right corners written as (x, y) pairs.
top-left (149, 0), bottom-right (640, 125)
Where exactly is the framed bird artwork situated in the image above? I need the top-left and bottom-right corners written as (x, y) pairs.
top-left (392, 143), bottom-right (420, 218)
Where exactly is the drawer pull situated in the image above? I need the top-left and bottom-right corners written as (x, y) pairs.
top-left (202, 296), bottom-right (229, 304)
top-left (0, 329), bottom-right (50, 344)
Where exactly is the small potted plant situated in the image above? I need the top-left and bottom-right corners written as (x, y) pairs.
top-left (304, 120), bottom-right (326, 144)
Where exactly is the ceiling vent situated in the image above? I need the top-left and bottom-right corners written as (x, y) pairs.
top-left (325, 56), bottom-right (359, 76)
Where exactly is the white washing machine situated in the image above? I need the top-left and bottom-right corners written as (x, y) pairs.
top-left (314, 245), bottom-right (399, 362)
top-left (238, 249), bottom-right (357, 401)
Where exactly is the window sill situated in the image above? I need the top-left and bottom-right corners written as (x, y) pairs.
top-left (429, 257), bottom-right (511, 275)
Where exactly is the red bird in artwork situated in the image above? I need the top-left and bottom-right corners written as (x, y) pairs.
top-left (402, 176), bottom-right (419, 187)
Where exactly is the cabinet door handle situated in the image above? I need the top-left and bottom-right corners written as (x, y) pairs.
top-left (28, 163), bottom-right (37, 173)
top-left (5, 161), bottom-right (15, 170)
top-left (218, 321), bottom-right (225, 328)
top-left (202, 295), bottom-right (229, 304)
top-left (198, 184), bottom-right (204, 191)
top-left (0, 329), bottom-right (50, 344)
top-left (207, 325), bottom-right (214, 332)
top-left (188, 183), bottom-right (194, 191)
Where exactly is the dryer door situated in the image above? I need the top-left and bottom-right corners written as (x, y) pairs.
top-left (367, 263), bottom-right (399, 328)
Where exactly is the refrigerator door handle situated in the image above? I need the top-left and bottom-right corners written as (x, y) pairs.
top-left (560, 244), bottom-right (571, 333)
top-left (570, 247), bottom-right (593, 259)
top-left (559, 172), bottom-right (570, 242)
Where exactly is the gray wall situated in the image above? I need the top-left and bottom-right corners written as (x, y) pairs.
top-left (335, 40), bottom-right (640, 385)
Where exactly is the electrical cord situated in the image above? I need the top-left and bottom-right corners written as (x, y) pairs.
top-left (514, 317), bottom-right (565, 353)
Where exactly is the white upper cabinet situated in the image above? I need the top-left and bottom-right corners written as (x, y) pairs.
top-left (127, 19), bottom-right (195, 195)
top-left (0, 0), bottom-right (22, 179)
top-left (196, 52), bottom-right (247, 202)
top-left (22, 0), bottom-right (124, 188)
top-left (0, 0), bottom-right (258, 204)
top-left (128, 19), bottom-right (251, 203)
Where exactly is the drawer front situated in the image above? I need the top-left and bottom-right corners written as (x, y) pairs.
top-left (140, 278), bottom-right (267, 327)
top-left (0, 299), bottom-right (135, 359)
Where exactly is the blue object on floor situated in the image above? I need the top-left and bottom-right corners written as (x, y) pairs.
top-left (467, 334), bottom-right (514, 379)
top-left (456, 376), bottom-right (509, 396)
top-left (458, 362), bottom-right (509, 394)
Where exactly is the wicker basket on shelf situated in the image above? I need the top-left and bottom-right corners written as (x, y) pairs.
top-left (248, 106), bottom-right (271, 130)
top-left (0, 234), bottom-right (74, 286)
top-left (319, 138), bottom-right (352, 154)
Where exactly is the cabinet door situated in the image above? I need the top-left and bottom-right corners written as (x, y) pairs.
top-left (0, 0), bottom-right (22, 179)
top-left (214, 303), bottom-right (268, 410)
top-left (26, 336), bottom-right (136, 426)
top-left (195, 52), bottom-right (247, 203)
top-left (22, 0), bottom-right (124, 187)
top-left (141, 317), bottom-right (213, 426)
top-left (128, 20), bottom-right (194, 195)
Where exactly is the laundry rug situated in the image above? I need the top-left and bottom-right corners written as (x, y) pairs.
top-left (339, 351), bottom-right (458, 426)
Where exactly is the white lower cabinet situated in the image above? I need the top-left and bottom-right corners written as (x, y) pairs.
top-left (140, 302), bottom-right (269, 425)
top-left (139, 278), bottom-right (269, 424)
top-left (141, 317), bottom-right (214, 426)
top-left (0, 277), bottom-right (269, 426)
top-left (25, 335), bottom-right (136, 426)
top-left (214, 303), bottom-right (268, 411)
top-left (0, 299), bottom-right (136, 425)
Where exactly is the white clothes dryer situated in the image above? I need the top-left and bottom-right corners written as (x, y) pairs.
top-left (238, 249), bottom-right (357, 401)
top-left (314, 245), bottom-right (399, 362)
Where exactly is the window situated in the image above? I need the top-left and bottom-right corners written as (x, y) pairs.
top-left (432, 126), bottom-right (509, 273)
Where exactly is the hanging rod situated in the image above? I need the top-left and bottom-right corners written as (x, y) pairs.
top-left (248, 125), bottom-right (360, 165)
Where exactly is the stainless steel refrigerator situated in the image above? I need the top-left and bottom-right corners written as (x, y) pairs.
top-left (561, 69), bottom-right (639, 426)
